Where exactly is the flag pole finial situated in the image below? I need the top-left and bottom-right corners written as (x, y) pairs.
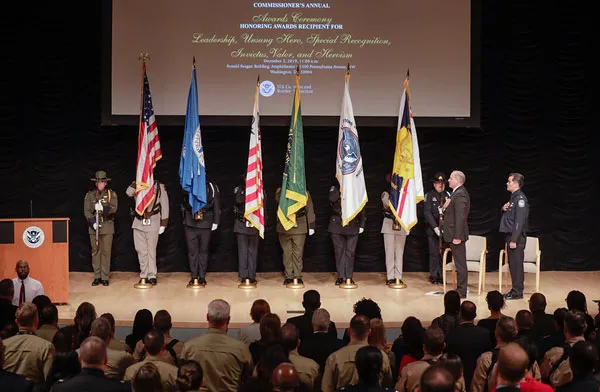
top-left (346, 63), bottom-right (351, 74)
top-left (405, 68), bottom-right (410, 79)
top-left (257, 74), bottom-right (260, 84)
top-left (296, 65), bottom-right (300, 76)
top-left (138, 52), bottom-right (150, 63)
top-left (193, 56), bottom-right (196, 67)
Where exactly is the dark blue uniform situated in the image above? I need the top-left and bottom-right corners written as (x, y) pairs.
top-left (499, 188), bottom-right (529, 295)
top-left (424, 189), bottom-right (450, 281)
top-left (233, 184), bottom-right (263, 282)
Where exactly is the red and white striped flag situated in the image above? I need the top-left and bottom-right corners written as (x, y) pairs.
top-left (244, 79), bottom-right (265, 238)
top-left (135, 62), bottom-right (162, 215)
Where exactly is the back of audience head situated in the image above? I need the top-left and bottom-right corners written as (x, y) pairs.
top-left (132, 362), bottom-right (162, 392)
top-left (52, 329), bottom-right (75, 353)
top-left (16, 302), bottom-right (38, 330)
top-left (259, 312), bottom-right (282, 343)
top-left (569, 340), bottom-right (598, 376)
top-left (79, 336), bottom-right (107, 368)
top-left (32, 295), bottom-right (52, 325)
top-left (153, 309), bottom-right (172, 334)
top-left (401, 316), bottom-right (425, 358)
top-left (496, 316), bottom-right (518, 344)
top-left (176, 359), bottom-right (203, 392)
top-left (143, 329), bottom-right (165, 356)
top-left (207, 299), bottom-right (230, 328)
top-left (312, 308), bottom-right (331, 332)
top-left (1, 322), bottom-right (18, 339)
top-left (443, 290), bottom-right (461, 316)
top-left (74, 302), bottom-right (97, 347)
top-left (100, 313), bottom-right (116, 335)
top-left (350, 314), bottom-right (371, 342)
top-left (281, 323), bottom-right (299, 352)
top-left (529, 292), bottom-right (547, 313)
top-left (272, 362), bottom-right (300, 392)
top-left (90, 317), bottom-right (112, 344)
top-left (566, 290), bottom-right (588, 313)
top-left (564, 310), bottom-right (586, 337)
top-left (0, 278), bottom-right (14, 300)
top-left (368, 318), bottom-right (387, 350)
top-left (353, 298), bottom-right (382, 320)
top-left (417, 364), bottom-right (456, 392)
top-left (257, 342), bottom-right (289, 381)
top-left (41, 304), bottom-right (58, 327)
top-left (250, 299), bottom-right (271, 323)
top-left (496, 343), bottom-right (529, 386)
top-left (132, 308), bottom-right (153, 338)
top-left (355, 346), bottom-right (383, 386)
top-left (439, 353), bottom-right (463, 383)
top-left (423, 327), bottom-right (445, 356)
top-left (515, 310), bottom-right (534, 332)
top-left (459, 301), bottom-right (477, 322)
top-left (486, 290), bottom-right (505, 314)
top-left (553, 307), bottom-right (568, 331)
top-left (45, 350), bottom-right (81, 388)
top-left (302, 290), bottom-right (321, 312)
top-left (515, 338), bottom-right (538, 374)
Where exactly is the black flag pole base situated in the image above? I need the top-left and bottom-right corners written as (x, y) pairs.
top-left (286, 278), bottom-right (304, 289)
top-left (388, 278), bottom-right (407, 289)
top-left (238, 278), bottom-right (257, 289)
top-left (187, 278), bottom-right (205, 289)
top-left (134, 278), bottom-right (152, 290)
top-left (340, 278), bottom-right (358, 289)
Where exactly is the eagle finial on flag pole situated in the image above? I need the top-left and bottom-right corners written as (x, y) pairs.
top-left (138, 52), bottom-right (150, 62)
top-left (257, 74), bottom-right (260, 85)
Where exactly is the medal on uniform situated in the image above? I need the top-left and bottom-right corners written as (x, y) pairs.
top-left (392, 220), bottom-right (401, 231)
top-left (142, 217), bottom-right (151, 226)
top-left (194, 210), bottom-right (204, 220)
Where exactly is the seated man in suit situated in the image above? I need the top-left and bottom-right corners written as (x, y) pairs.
top-left (298, 308), bottom-right (344, 374)
top-left (287, 290), bottom-right (337, 342)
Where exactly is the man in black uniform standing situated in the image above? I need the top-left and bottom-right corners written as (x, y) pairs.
top-left (181, 181), bottom-right (221, 285)
top-left (328, 185), bottom-right (366, 285)
top-left (424, 172), bottom-right (451, 285)
top-left (500, 172), bottom-right (529, 300)
top-left (233, 180), bottom-right (263, 284)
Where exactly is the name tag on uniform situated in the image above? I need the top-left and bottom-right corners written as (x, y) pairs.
top-left (142, 217), bottom-right (151, 226)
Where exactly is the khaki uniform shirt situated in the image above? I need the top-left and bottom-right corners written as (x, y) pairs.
top-left (540, 336), bottom-right (585, 388)
top-left (289, 350), bottom-right (320, 390)
top-left (474, 348), bottom-right (541, 392)
top-left (321, 342), bottom-right (392, 392)
top-left (35, 324), bottom-right (58, 343)
top-left (180, 328), bottom-right (253, 392)
top-left (395, 354), bottom-right (442, 392)
top-left (105, 347), bottom-right (136, 380)
top-left (108, 338), bottom-right (132, 353)
top-left (124, 355), bottom-right (177, 391)
top-left (84, 188), bottom-right (118, 235)
top-left (126, 183), bottom-right (169, 232)
top-left (133, 335), bottom-right (183, 366)
top-left (2, 332), bottom-right (54, 384)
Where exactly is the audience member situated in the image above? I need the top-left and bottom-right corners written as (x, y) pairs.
top-left (12, 260), bottom-right (44, 306)
top-left (43, 349), bottom-right (81, 391)
top-left (52, 329), bottom-right (75, 354)
top-left (416, 364), bottom-right (456, 392)
top-left (125, 309), bottom-right (153, 353)
top-left (391, 316), bottom-right (425, 372)
top-left (180, 299), bottom-right (253, 392)
top-left (445, 301), bottom-right (492, 390)
top-left (431, 291), bottom-right (461, 336)
top-left (537, 307), bottom-right (568, 361)
top-left (555, 340), bottom-right (600, 392)
top-left (131, 362), bottom-right (163, 392)
top-left (0, 279), bottom-right (17, 332)
top-left (493, 343), bottom-right (529, 392)
top-left (516, 310), bottom-right (536, 342)
top-left (0, 337), bottom-right (34, 392)
top-left (50, 336), bottom-right (129, 392)
top-left (298, 308), bottom-right (344, 374)
top-left (175, 360), bottom-right (203, 392)
top-left (565, 290), bottom-right (596, 340)
top-left (60, 301), bottom-right (97, 350)
top-left (369, 318), bottom-right (396, 382)
top-left (2, 302), bottom-right (54, 384)
top-left (1, 322), bottom-right (18, 339)
top-left (438, 353), bottom-right (465, 392)
top-left (240, 343), bottom-right (292, 392)
top-left (281, 323), bottom-right (319, 390)
top-left (338, 346), bottom-right (391, 392)
top-left (32, 295), bottom-right (52, 327)
top-left (322, 315), bottom-right (392, 392)
top-left (342, 298), bottom-right (382, 344)
top-left (396, 326), bottom-right (446, 392)
top-left (528, 293), bottom-right (556, 342)
top-left (477, 291), bottom-right (506, 346)
top-left (89, 317), bottom-right (135, 380)
top-left (124, 329), bottom-right (177, 391)
top-left (287, 290), bottom-right (337, 342)
top-left (540, 310), bottom-right (587, 388)
top-left (133, 310), bottom-right (182, 365)
top-left (249, 312), bottom-right (283, 365)
top-left (100, 313), bottom-right (132, 353)
top-left (238, 299), bottom-right (270, 344)
top-left (36, 304), bottom-right (59, 343)
top-left (272, 362), bottom-right (304, 392)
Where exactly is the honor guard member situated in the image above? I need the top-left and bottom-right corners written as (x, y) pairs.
top-left (276, 187), bottom-right (315, 285)
top-left (233, 179), bottom-right (264, 284)
top-left (328, 185), bottom-right (366, 285)
top-left (500, 172), bottom-right (529, 300)
top-left (84, 170), bottom-right (118, 286)
top-left (380, 178), bottom-right (409, 286)
top-left (181, 181), bottom-right (221, 285)
top-left (424, 172), bottom-right (451, 285)
top-left (126, 180), bottom-right (169, 286)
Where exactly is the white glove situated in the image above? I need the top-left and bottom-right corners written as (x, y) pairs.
top-left (93, 223), bottom-right (98, 231)
top-left (434, 227), bottom-right (441, 237)
top-left (309, 229), bottom-right (315, 236)
top-left (94, 201), bottom-right (103, 211)
top-left (359, 227), bottom-right (364, 234)
top-left (159, 226), bottom-right (165, 235)
top-left (211, 223), bottom-right (218, 231)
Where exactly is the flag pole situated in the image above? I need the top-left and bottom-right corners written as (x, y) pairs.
top-left (257, 74), bottom-right (260, 85)
top-left (346, 63), bottom-right (350, 82)
top-left (137, 52), bottom-right (150, 189)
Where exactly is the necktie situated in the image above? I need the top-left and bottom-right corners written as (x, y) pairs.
top-left (19, 280), bottom-right (25, 305)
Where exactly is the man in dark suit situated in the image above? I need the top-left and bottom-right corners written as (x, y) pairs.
top-left (0, 279), bottom-right (17, 332)
top-left (298, 308), bottom-right (344, 373)
top-left (494, 343), bottom-right (533, 392)
top-left (442, 170), bottom-right (470, 298)
top-left (0, 337), bottom-right (34, 392)
top-left (445, 301), bottom-right (492, 390)
top-left (51, 336), bottom-right (130, 392)
top-left (287, 290), bottom-right (337, 342)
top-left (529, 293), bottom-right (556, 342)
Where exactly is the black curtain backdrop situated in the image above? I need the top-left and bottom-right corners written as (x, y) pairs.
top-left (0, 3), bottom-right (594, 275)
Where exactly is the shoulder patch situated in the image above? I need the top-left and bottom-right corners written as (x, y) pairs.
top-left (518, 199), bottom-right (525, 207)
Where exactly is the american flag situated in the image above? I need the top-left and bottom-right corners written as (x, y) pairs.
top-left (244, 80), bottom-right (265, 238)
top-left (135, 62), bottom-right (162, 215)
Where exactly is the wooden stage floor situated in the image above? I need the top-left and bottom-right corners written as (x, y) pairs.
top-left (58, 271), bottom-right (600, 329)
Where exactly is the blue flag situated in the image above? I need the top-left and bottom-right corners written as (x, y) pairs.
top-left (179, 61), bottom-right (207, 213)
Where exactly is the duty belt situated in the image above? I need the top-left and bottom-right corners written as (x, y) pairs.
top-left (135, 209), bottom-right (160, 219)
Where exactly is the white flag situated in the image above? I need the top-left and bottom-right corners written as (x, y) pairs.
top-left (336, 73), bottom-right (368, 226)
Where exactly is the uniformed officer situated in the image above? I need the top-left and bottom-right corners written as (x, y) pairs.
top-left (499, 172), bottom-right (529, 300)
top-left (84, 170), bottom-right (118, 286)
top-left (328, 185), bottom-right (366, 285)
top-left (276, 187), bottom-right (315, 285)
top-left (380, 188), bottom-right (409, 286)
top-left (424, 172), bottom-right (451, 285)
top-left (181, 181), bottom-right (221, 285)
top-left (233, 180), bottom-right (263, 284)
top-left (126, 180), bottom-right (169, 285)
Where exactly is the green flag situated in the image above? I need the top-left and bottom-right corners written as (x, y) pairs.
top-left (277, 73), bottom-right (307, 231)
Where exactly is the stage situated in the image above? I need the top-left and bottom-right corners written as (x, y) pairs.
top-left (56, 271), bottom-right (600, 329)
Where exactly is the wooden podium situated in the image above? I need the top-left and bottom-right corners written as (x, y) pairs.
top-left (0, 218), bottom-right (70, 303)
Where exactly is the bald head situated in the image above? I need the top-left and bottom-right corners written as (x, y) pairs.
top-left (80, 336), bottom-right (107, 368)
top-left (497, 343), bottom-right (529, 385)
top-left (281, 323), bottom-right (299, 352)
top-left (529, 293), bottom-right (547, 313)
top-left (15, 260), bottom-right (30, 280)
top-left (272, 362), bottom-right (300, 392)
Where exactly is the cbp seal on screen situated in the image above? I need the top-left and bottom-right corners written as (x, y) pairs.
top-left (23, 226), bottom-right (45, 249)
top-left (338, 124), bottom-right (361, 175)
top-left (259, 80), bottom-right (275, 97)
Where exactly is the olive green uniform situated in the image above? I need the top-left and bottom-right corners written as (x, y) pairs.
top-left (124, 355), bottom-right (177, 391)
top-left (2, 331), bottom-right (55, 384)
top-left (84, 188), bottom-right (118, 281)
